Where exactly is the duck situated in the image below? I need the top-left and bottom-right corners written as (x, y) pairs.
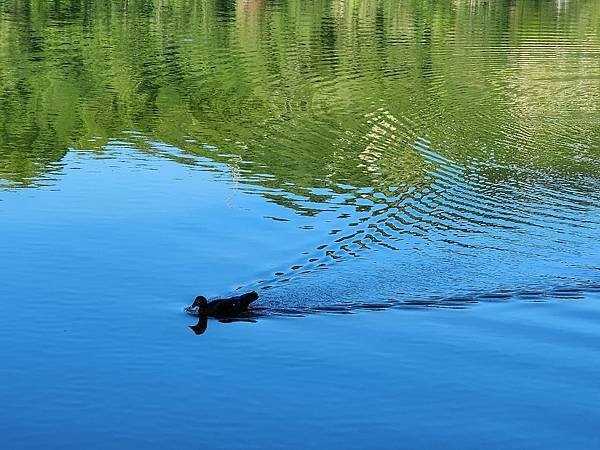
top-left (186, 291), bottom-right (259, 318)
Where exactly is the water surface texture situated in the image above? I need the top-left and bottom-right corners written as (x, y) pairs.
top-left (1, 0), bottom-right (599, 448)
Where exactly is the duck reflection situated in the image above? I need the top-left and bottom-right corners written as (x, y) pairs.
top-left (189, 315), bottom-right (208, 335)
top-left (188, 314), bottom-right (258, 335)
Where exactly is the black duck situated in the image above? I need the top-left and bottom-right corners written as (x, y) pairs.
top-left (186, 291), bottom-right (259, 318)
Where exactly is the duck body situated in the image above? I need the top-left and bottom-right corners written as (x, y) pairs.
top-left (186, 291), bottom-right (259, 318)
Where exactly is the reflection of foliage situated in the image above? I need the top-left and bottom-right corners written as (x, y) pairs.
top-left (0, 0), bottom-right (598, 188)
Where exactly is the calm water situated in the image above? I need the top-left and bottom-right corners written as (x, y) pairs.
top-left (1, 0), bottom-right (599, 448)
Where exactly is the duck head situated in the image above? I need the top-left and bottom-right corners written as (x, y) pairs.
top-left (191, 295), bottom-right (208, 313)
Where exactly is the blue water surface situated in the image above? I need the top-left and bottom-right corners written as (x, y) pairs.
top-left (1, 142), bottom-right (599, 449)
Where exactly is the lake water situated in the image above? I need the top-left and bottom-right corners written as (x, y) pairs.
top-left (1, 0), bottom-right (599, 448)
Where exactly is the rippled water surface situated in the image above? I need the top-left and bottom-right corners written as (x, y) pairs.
top-left (1, 0), bottom-right (599, 448)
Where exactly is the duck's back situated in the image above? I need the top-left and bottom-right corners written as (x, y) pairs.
top-left (206, 291), bottom-right (259, 317)
top-left (238, 291), bottom-right (259, 306)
